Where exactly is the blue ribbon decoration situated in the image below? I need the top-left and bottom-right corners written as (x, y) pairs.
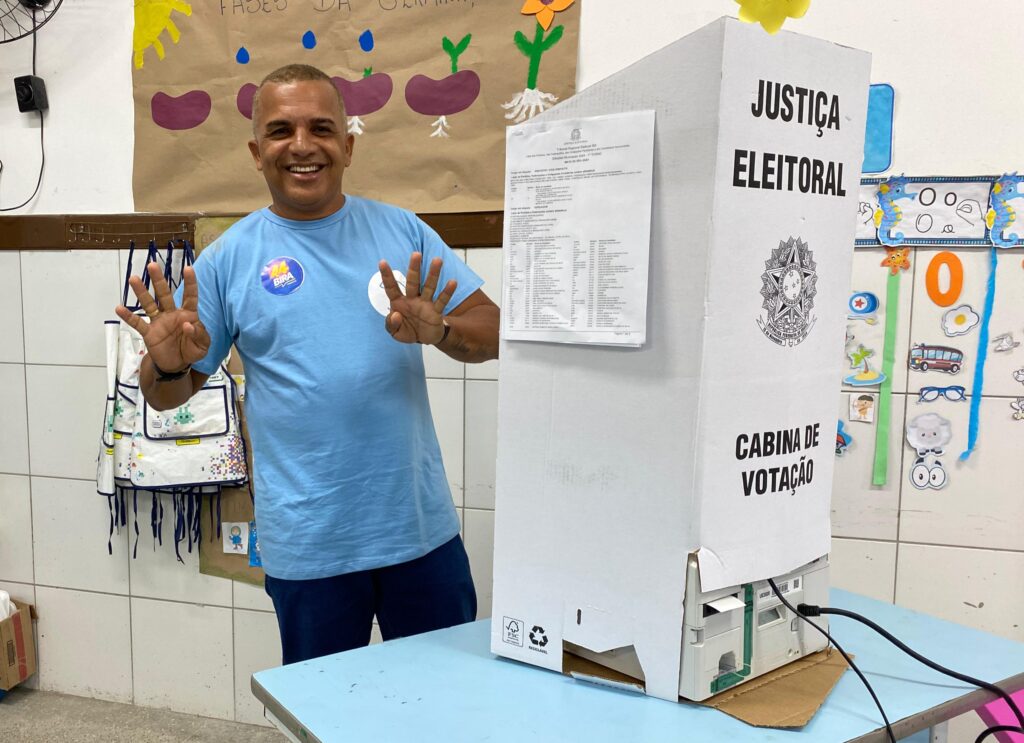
top-left (959, 247), bottom-right (997, 461)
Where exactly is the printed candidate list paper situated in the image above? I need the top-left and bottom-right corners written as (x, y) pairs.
top-left (501, 111), bottom-right (655, 347)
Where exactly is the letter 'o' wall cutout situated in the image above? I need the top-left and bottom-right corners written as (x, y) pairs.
top-left (925, 251), bottom-right (964, 307)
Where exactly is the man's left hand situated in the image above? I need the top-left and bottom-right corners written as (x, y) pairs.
top-left (379, 252), bottom-right (457, 345)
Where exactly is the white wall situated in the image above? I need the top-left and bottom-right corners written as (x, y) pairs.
top-left (1, 0), bottom-right (1022, 737)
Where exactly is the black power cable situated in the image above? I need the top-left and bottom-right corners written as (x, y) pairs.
top-left (975, 725), bottom-right (1024, 743)
top-left (767, 578), bottom-right (897, 742)
top-left (799, 603), bottom-right (1024, 743)
top-left (0, 8), bottom-right (45, 212)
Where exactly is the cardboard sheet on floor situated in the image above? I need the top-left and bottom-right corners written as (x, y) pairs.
top-left (563, 648), bottom-right (850, 728)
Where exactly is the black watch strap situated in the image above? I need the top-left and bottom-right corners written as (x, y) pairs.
top-left (151, 359), bottom-right (192, 382)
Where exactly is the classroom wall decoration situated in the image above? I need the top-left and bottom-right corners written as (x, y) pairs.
top-left (856, 175), bottom-right (1021, 247)
top-left (131, 0), bottom-right (579, 214)
top-left (849, 173), bottom-right (1023, 486)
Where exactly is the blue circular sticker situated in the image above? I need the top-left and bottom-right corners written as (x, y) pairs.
top-left (261, 257), bottom-right (305, 296)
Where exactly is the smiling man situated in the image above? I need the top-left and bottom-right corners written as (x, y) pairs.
top-left (116, 64), bottom-right (499, 664)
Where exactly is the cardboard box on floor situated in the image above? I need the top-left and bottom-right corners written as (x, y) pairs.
top-left (0, 601), bottom-right (37, 692)
top-left (491, 17), bottom-right (870, 725)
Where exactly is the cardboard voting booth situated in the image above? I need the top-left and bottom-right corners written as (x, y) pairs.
top-left (491, 17), bottom-right (871, 707)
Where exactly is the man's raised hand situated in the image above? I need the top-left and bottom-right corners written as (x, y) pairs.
top-left (114, 262), bottom-right (210, 372)
top-left (379, 253), bottom-right (457, 346)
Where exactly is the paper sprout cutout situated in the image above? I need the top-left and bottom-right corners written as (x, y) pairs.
top-left (941, 304), bottom-right (980, 337)
top-left (906, 412), bottom-right (951, 490)
top-left (504, 0), bottom-right (575, 123)
top-left (992, 333), bottom-right (1020, 353)
top-left (845, 344), bottom-right (886, 387)
top-left (134, 0), bottom-right (192, 69)
top-left (880, 247), bottom-right (911, 275)
top-left (734, 0), bottom-right (810, 35)
top-left (337, 29), bottom-right (395, 136)
top-left (405, 34), bottom-right (480, 138)
top-left (847, 291), bottom-right (879, 325)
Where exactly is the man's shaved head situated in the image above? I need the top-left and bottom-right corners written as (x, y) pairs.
top-left (251, 63), bottom-right (346, 134)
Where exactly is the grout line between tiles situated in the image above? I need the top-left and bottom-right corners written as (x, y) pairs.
top-left (19, 252), bottom-right (37, 594)
top-left (832, 534), bottom-right (1024, 556)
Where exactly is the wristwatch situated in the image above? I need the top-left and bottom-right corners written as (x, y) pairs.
top-left (151, 359), bottom-right (192, 382)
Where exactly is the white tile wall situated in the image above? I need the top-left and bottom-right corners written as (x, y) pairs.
top-left (232, 608), bottom-right (280, 726)
top-left (131, 597), bottom-right (234, 719)
top-left (25, 364), bottom-right (107, 480)
top-left (0, 363), bottom-right (30, 474)
top-left (831, 392), bottom-right (905, 540)
top-left (128, 493), bottom-right (232, 607)
top-left (465, 380), bottom-right (498, 510)
top-left (233, 579), bottom-right (274, 613)
top-left (0, 253), bottom-right (25, 363)
top-left (463, 508), bottom-right (495, 620)
top-left (0, 474), bottom-right (33, 584)
top-left (34, 586), bottom-right (133, 703)
top-left (21, 251), bottom-right (121, 367)
top-left (0, 580), bottom-right (35, 605)
top-left (829, 537), bottom-right (897, 603)
top-left (426, 377), bottom-right (465, 507)
top-left (895, 544), bottom-right (1024, 643)
top-left (31, 476), bottom-right (129, 594)
top-left (899, 399), bottom-right (1024, 552)
top-left (466, 248), bottom-right (502, 381)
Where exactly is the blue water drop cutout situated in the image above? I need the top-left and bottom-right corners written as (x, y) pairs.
top-left (302, 30), bottom-right (317, 50)
top-left (359, 30), bottom-right (374, 52)
top-left (236, 46), bottom-right (250, 64)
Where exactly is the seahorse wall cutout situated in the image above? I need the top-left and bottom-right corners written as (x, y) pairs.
top-left (873, 175), bottom-right (916, 246)
top-left (986, 172), bottom-right (1024, 248)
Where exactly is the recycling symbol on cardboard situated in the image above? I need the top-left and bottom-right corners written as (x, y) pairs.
top-left (529, 626), bottom-right (548, 647)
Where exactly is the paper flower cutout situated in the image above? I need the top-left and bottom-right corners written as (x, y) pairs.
top-left (941, 305), bottom-right (980, 337)
top-left (881, 248), bottom-right (911, 275)
top-left (735, 0), bottom-right (810, 35)
top-left (520, 0), bottom-right (575, 31)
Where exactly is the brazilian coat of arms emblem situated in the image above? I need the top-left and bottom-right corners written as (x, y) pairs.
top-left (758, 237), bottom-right (818, 347)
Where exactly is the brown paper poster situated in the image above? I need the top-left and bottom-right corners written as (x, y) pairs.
top-left (132, 0), bottom-right (580, 214)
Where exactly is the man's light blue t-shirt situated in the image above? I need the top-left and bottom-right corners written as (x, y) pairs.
top-left (183, 195), bottom-right (483, 580)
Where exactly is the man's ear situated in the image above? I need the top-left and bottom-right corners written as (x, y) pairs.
top-left (248, 139), bottom-right (263, 171)
top-left (344, 133), bottom-right (354, 167)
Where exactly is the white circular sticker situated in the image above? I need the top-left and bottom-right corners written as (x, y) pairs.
top-left (367, 269), bottom-right (406, 317)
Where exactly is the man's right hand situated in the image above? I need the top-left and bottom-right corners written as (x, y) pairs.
top-left (114, 262), bottom-right (210, 373)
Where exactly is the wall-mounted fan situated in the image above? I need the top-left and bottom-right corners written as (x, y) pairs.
top-left (1, 0), bottom-right (63, 44)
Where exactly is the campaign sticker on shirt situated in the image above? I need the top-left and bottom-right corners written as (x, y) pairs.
top-left (367, 269), bottom-right (406, 317)
top-left (261, 257), bottom-right (305, 296)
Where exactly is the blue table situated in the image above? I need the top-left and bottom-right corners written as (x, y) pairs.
top-left (252, 590), bottom-right (1024, 742)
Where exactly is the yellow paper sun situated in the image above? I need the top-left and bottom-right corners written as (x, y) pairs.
top-left (520, 0), bottom-right (576, 31)
top-left (134, 0), bottom-right (193, 69)
top-left (735, 0), bottom-right (810, 35)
